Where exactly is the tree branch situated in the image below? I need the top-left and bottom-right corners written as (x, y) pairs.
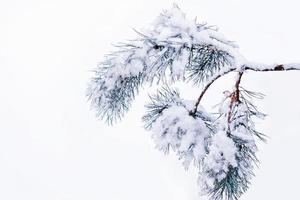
top-left (244, 63), bottom-right (300, 72)
top-left (191, 67), bottom-right (236, 115)
top-left (192, 63), bottom-right (300, 114)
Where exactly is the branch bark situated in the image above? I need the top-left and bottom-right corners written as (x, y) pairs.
top-left (244, 63), bottom-right (300, 72)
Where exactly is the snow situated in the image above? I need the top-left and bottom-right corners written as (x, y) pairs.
top-left (149, 4), bottom-right (239, 55)
top-left (202, 131), bottom-right (237, 182)
top-left (284, 63), bottom-right (300, 69)
top-left (151, 104), bottom-right (210, 169)
top-left (171, 48), bottom-right (189, 79)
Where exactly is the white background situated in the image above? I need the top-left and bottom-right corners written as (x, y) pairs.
top-left (1, 0), bottom-right (300, 199)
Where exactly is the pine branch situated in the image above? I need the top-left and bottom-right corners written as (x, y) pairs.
top-left (142, 86), bottom-right (182, 129)
top-left (187, 44), bottom-right (235, 84)
top-left (88, 5), bottom-right (300, 200)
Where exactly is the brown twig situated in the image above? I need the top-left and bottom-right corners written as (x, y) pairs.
top-left (227, 71), bottom-right (243, 125)
top-left (191, 68), bottom-right (236, 115)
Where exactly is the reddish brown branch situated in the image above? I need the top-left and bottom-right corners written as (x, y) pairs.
top-left (191, 68), bottom-right (236, 115)
top-left (227, 71), bottom-right (243, 125)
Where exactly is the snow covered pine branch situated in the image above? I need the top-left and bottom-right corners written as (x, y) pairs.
top-left (87, 5), bottom-right (300, 200)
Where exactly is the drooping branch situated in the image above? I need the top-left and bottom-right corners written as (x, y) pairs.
top-left (88, 6), bottom-right (300, 200)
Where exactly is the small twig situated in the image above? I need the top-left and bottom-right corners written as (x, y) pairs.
top-left (191, 67), bottom-right (236, 115)
top-left (227, 71), bottom-right (244, 125)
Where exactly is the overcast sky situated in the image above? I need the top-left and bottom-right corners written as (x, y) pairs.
top-left (1, 0), bottom-right (300, 200)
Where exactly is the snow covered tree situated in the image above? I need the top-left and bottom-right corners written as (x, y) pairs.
top-left (87, 5), bottom-right (300, 200)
